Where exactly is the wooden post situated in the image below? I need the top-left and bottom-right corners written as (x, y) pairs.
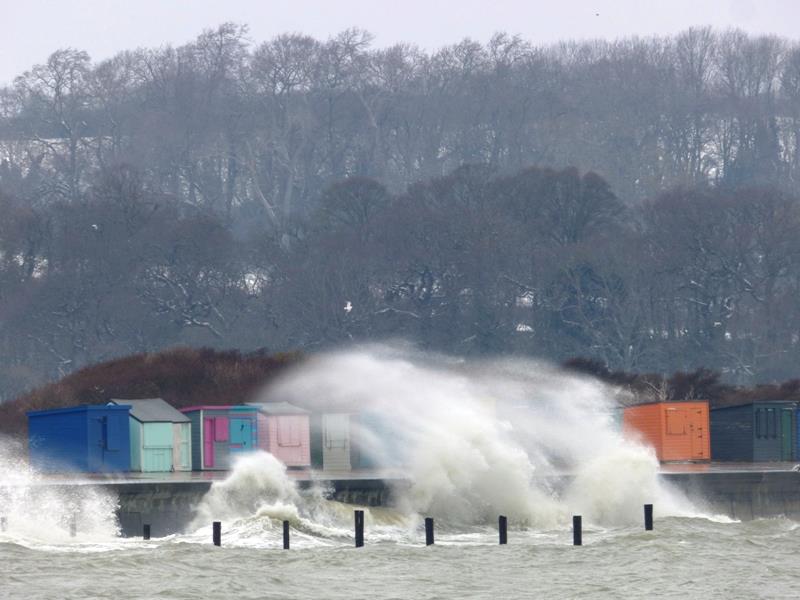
top-left (498, 515), bottom-right (508, 545)
top-left (282, 520), bottom-right (290, 550)
top-left (143, 524), bottom-right (151, 540)
top-left (572, 515), bottom-right (582, 546)
top-left (354, 510), bottom-right (364, 548)
top-left (425, 517), bottom-right (434, 546)
top-left (212, 521), bottom-right (221, 547)
top-left (644, 504), bottom-right (653, 531)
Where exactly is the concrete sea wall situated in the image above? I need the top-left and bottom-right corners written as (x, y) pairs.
top-left (13, 469), bottom-right (800, 537)
top-left (662, 471), bottom-right (800, 521)
top-left (112, 477), bottom-right (397, 536)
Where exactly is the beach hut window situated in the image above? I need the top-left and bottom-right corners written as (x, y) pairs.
top-left (666, 409), bottom-right (686, 435)
top-left (767, 409), bottom-right (776, 438)
top-left (278, 419), bottom-right (302, 447)
top-left (215, 417), bottom-right (229, 442)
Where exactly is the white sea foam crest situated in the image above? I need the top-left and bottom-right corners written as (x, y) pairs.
top-left (190, 451), bottom-right (358, 545)
top-left (192, 450), bottom-right (300, 524)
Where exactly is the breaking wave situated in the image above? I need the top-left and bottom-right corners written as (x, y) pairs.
top-left (0, 438), bottom-right (121, 549)
top-left (190, 345), bottom-right (718, 545)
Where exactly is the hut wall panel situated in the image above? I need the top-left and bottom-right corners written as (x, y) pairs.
top-left (129, 420), bottom-right (142, 471)
top-left (28, 410), bottom-right (89, 472)
top-left (310, 413), bottom-right (323, 468)
top-left (257, 413), bottom-right (270, 452)
top-left (753, 406), bottom-right (780, 461)
top-left (662, 403), bottom-right (709, 461)
top-left (623, 404), bottom-right (663, 456)
top-left (142, 422), bottom-right (174, 472)
top-left (753, 402), bottom-right (796, 461)
top-left (213, 442), bottom-right (230, 469)
top-left (794, 406), bottom-right (800, 460)
top-left (322, 413), bottom-right (352, 471)
top-left (142, 446), bottom-right (172, 472)
top-left (143, 422), bottom-right (173, 447)
top-left (85, 408), bottom-right (130, 472)
top-left (711, 405), bottom-right (754, 461)
top-left (188, 412), bottom-right (202, 471)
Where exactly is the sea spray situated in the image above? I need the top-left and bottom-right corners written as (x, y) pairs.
top-left (566, 445), bottom-right (672, 526)
top-left (191, 451), bottom-right (300, 524)
top-left (256, 344), bottom-right (701, 528)
top-left (190, 452), bottom-right (358, 545)
top-left (0, 437), bottom-right (120, 545)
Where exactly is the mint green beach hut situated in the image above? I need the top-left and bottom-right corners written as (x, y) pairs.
top-left (110, 398), bottom-right (192, 472)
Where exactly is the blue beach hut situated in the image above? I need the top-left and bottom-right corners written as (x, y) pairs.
top-left (27, 404), bottom-right (131, 473)
top-left (711, 401), bottom-right (796, 461)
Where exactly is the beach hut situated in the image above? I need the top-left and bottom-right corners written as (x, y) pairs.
top-left (180, 406), bottom-right (258, 470)
top-left (248, 402), bottom-right (311, 468)
top-left (797, 405), bottom-right (800, 462)
top-left (623, 401), bottom-right (710, 462)
top-left (110, 398), bottom-right (192, 472)
top-left (27, 404), bottom-right (131, 472)
top-left (711, 401), bottom-right (796, 461)
top-left (309, 412), bottom-right (354, 471)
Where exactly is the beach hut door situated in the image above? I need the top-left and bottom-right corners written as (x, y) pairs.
top-left (690, 409), bottom-right (707, 459)
top-left (178, 423), bottom-right (191, 469)
top-left (781, 409), bottom-right (793, 460)
top-left (323, 414), bottom-right (351, 470)
top-left (203, 418), bottom-right (215, 467)
top-left (230, 418), bottom-right (253, 452)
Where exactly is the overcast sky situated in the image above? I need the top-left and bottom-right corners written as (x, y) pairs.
top-left (3, 0), bottom-right (800, 85)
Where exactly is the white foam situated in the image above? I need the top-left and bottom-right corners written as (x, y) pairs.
top-left (187, 451), bottom-right (359, 547)
top-left (0, 438), bottom-right (121, 547)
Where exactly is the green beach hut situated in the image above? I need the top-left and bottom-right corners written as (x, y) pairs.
top-left (110, 398), bottom-right (192, 472)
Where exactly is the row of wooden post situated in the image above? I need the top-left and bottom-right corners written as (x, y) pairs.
top-left (0, 504), bottom-right (655, 543)
top-left (200, 504), bottom-right (655, 548)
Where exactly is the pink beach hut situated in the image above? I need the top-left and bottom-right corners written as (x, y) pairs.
top-left (180, 405), bottom-right (258, 470)
top-left (248, 402), bottom-right (311, 468)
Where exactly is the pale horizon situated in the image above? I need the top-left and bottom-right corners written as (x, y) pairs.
top-left (3, 0), bottom-right (800, 85)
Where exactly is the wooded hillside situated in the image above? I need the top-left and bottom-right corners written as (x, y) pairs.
top-left (2, 25), bottom-right (800, 398)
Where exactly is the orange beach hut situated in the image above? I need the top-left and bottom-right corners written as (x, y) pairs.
top-left (623, 401), bottom-right (710, 462)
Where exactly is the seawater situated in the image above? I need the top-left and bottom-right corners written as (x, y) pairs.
top-left (2, 515), bottom-right (799, 599)
top-left (2, 347), bottom-right (799, 598)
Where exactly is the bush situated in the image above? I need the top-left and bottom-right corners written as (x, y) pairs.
top-left (0, 347), bottom-right (301, 439)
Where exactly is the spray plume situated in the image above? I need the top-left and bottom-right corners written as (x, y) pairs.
top-left (243, 344), bottom-right (699, 528)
